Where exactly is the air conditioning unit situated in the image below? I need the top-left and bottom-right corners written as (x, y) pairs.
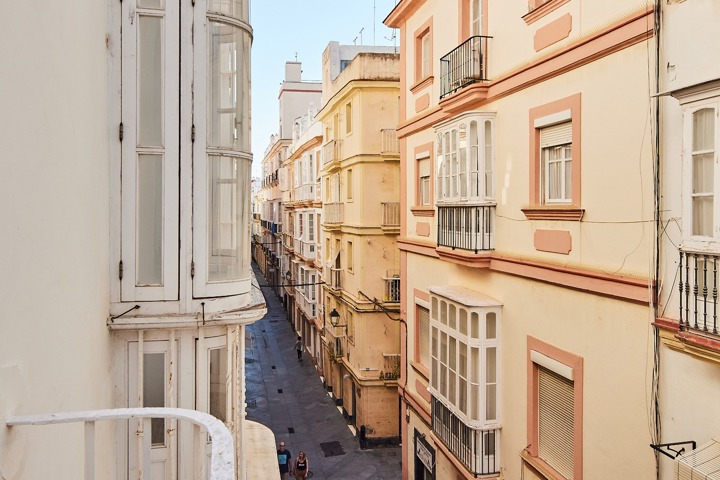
top-left (676, 438), bottom-right (720, 480)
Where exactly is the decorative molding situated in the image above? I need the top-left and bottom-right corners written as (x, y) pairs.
top-left (410, 75), bottom-right (434, 94)
top-left (534, 229), bottom-right (572, 254)
top-left (522, 206), bottom-right (585, 221)
top-left (523, 0), bottom-right (572, 25)
top-left (656, 318), bottom-right (720, 363)
top-left (411, 207), bottom-right (435, 217)
top-left (534, 13), bottom-right (572, 51)
top-left (416, 222), bottom-right (431, 237)
top-left (415, 93), bottom-right (431, 113)
top-left (435, 246), bottom-right (492, 268)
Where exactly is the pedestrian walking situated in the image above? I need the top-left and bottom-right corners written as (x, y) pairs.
top-left (292, 450), bottom-right (310, 479)
top-left (294, 336), bottom-right (303, 362)
top-left (277, 442), bottom-right (292, 480)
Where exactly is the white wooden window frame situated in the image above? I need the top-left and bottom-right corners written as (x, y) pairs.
top-left (680, 97), bottom-right (720, 252)
top-left (435, 113), bottom-right (496, 204)
top-left (192, 0), bottom-right (253, 298)
top-left (428, 292), bottom-right (501, 429)
top-left (120, 1), bottom-right (180, 302)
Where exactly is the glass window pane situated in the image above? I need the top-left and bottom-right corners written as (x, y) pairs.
top-left (693, 196), bottom-right (714, 237)
top-left (440, 301), bottom-right (447, 325)
top-left (486, 312), bottom-right (496, 339)
top-left (449, 337), bottom-right (456, 370)
top-left (694, 108), bottom-right (715, 151)
top-left (459, 309), bottom-right (467, 335)
top-left (137, 155), bottom-right (163, 286)
top-left (138, 0), bottom-right (164, 8)
top-left (208, 0), bottom-right (248, 19)
top-left (486, 347), bottom-right (496, 383)
top-left (208, 22), bottom-right (250, 150)
top-left (471, 312), bottom-right (479, 338)
top-left (138, 15), bottom-right (163, 147)
top-left (449, 304), bottom-right (456, 329)
top-left (209, 347), bottom-right (227, 423)
top-left (143, 353), bottom-right (165, 445)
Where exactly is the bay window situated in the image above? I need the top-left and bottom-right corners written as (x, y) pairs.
top-left (435, 113), bottom-right (495, 203)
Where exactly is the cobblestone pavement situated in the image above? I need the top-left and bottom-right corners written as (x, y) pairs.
top-left (246, 263), bottom-right (403, 480)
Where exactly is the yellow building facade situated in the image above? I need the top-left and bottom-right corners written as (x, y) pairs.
top-left (317, 44), bottom-right (403, 446)
top-left (386, 1), bottom-right (658, 479)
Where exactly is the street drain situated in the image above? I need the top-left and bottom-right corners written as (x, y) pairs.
top-left (320, 441), bottom-right (345, 457)
top-left (288, 427), bottom-right (295, 434)
top-left (278, 389), bottom-right (283, 393)
top-left (272, 366), bottom-right (276, 369)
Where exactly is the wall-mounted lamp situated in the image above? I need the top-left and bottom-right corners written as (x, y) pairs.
top-left (329, 308), bottom-right (348, 329)
top-left (285, 270), bottom-right (291, 281)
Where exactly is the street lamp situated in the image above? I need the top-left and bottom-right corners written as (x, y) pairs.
top-left (329, 308), bottom-right (347, 329)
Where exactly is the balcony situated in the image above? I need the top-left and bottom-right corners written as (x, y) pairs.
top-left (382, 202), bottom-right (401, 228)
top-left (294, 184), bottom-right (315, 203)
top-left (328, 267), bottom-right (343, 290)
top-left (437, 204), bottom-right (495, 253)
top-left (293, 239), bottom-right (316, 260)
top-left (383, 270), bottom-right (401, 303)
top-left (432, 397), bottom-right (500, 476)
top-left (324, 202), bottom-right (344, 224)
top-left (296, 290), bottom-right (317, 319)
top-left (323, 139), bottom-right (342, 165)
top-left (679, 250), bottom-right (720, 334)
top-left (380, 129), bottom-right (399, 156)
top-left (440, 36), bottom-right (491, 99)
top-left (6, 407), bottom-right (238, 480)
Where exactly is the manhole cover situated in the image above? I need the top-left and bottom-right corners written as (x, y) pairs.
top-left (319, 441), bottom-right (345, 458)
top-left (245, 358), bottom-right (255, 364)
top-left (288, 427), bottom-right (295, 433)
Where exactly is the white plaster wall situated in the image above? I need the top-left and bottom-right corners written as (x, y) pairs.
top-left (658, 346), bottom-right (720, 480)
top-left (0, 2), bottom-right (114, 478)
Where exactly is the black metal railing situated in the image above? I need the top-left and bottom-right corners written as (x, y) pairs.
top-left (679, 250), bottom-right (720, 334)
top-left (432, 397), bottom-right (500, 475)
top-left (440, 36), bottom-right (491, 99)
top-left (437, 205), bottom-right (495, 253)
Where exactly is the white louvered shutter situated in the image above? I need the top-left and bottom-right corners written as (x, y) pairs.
top-left (538, 366), bottom-right (574, 479)
top-left (540, 122), bottom-right (572, 148)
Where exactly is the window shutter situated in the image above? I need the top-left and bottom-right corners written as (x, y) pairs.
top-left (418, 158), bottom-right (430, 178)
top-left (418, 306), bottom-right (430, 366)
top-left (540, 122), bottom-right (572, 148)
top-left (538, 366), bottom-right (574, 479)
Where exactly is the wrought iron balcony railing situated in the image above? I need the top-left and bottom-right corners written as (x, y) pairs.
top-left (432, 397), bottom-right (500, 476)
top-left (381, 129), bottom-right (399, 155)
top-left (440, 36), bottom-right (491, 99)
top-left (679, 250), bottom-right (720, 334)
top-left (384, 271), bottom-right (401, 303)
top-left (382, 201), bottom-right (401, 227)
top-left (322, 139), bottom-right (342, 165)
top-left (324, 202), bottom-right (344, 224)
top-left (437, 204), bottom-right (495, 253)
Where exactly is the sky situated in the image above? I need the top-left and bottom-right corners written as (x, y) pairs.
top-left (250, 0), bottom-right (400, 176)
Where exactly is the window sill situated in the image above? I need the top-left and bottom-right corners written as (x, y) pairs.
top-left (656, 317), bottom-right (720, 363)
top-left (522, 0), bottom-right (571, 25)
top-left (410, 76), bottom-right (434, 94)
top-left (411, 206), bottom-right (435, 217)
top-left (409, 360), bottom-right (430, 380)
top-left (520, 450), bottom-right (568, 480)
top-left (521, 206), bottom-right (584, 221)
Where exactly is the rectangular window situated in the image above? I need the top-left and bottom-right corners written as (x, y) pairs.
top-left (209, 347), bottom-right (227, 423)
top-left (417, 156), bottom-right (431, 206)
top-left (538, 366), bottom-right (574, 479)
top-left (347, 169), bottom-right (353, 201)
top-left (308, 213), bottom-right (315, 242)
top-left (540, 122), bottom-right (572, 204)
top-left (692, 107), bottom-right (715, 237)
top-left (347, 240), bottom-right (354, 273)
top-left (345, 102), bottom-right (352, 134)
top-left (421, 32), bottom-right (431, 79)
top-left (417, 305), bottom-right (430, 367)
top-left (143, 352), bottom-right (166, 445)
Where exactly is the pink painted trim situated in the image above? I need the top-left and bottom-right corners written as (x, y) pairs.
top-left (384, 0), bottom-right (427, 28)
top-left (534, 13), bottom-right (572, 51)
top-left (527, 336), bottom-right (584, 480)
top-left (413, 289), bottom-right (430, 371)
top-left (524, 0), bottom-right (571, 25)
top-left (528, 93), bottom-right (582, 210)
top-left (414, 142), bottom-right (435, 208)
top-left (534, 229), bottom-right (572, 254)
top-left (414, 17), bottom-right (434, 83)
top-left (415, 93), bottom-right (430, 113)
top-left (416, 222), bottom-right (431, 237)
top-left (414, 289), bottom-right (430, 302)
top-left (409, 75), bottom-right (434, 94)
top-left (415, 378), bottom-right (431, 403)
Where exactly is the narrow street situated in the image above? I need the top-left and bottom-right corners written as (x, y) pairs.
top-left (246, 263), bottom-right (403, 480)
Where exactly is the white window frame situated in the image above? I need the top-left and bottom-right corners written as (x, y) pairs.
top-left (679, 95), bottom-right (720, 251)
top-left (435, 112), bottom-right (496, 204)
top-left (428, 287), bottom-right (501, 429)
top-left (120, 1), bottom-right (180, 301)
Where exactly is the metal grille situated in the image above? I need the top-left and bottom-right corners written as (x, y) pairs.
top-left (679, 250), bottom-right (720, 334)
top-left (437, 205), bottom-right (495, 252)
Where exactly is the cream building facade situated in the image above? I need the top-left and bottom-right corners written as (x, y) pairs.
top-left (0, 1), bottom-right (277, 479)
top-left (655, 0), bottom-right (720, 478)
top-left (386, 1), bottom-right (658, 479)
top-left (316, 43), bottom-right (403, 447)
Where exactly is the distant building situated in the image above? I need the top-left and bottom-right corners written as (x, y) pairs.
top-left (255, 62), bottom-right (321, 298)
top-left (386, 1), bottom-right (657, 479)
top-left (0, 1), bottom-right (275, 479)
top-left (316, 42), bottom-right (402, 447)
